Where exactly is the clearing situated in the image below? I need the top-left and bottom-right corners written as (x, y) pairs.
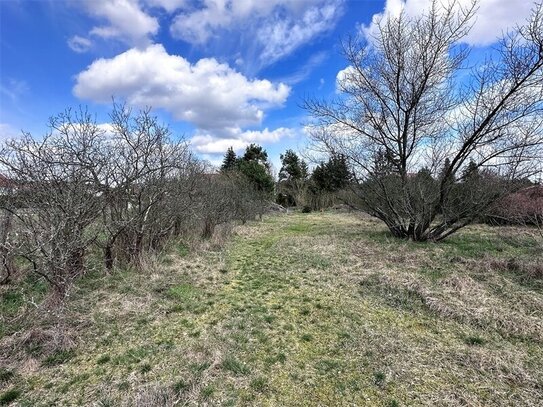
top-left (1, 211), bottom-right (542, 406)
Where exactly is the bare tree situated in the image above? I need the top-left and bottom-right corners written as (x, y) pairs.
top-left (97, 103), bottom-right (191, 269)
top-left (0, 109), bottom-right (106, 301)
top-left (304, 0), bottom-right (543, 241)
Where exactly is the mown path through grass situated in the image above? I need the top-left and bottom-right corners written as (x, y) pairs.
top-left (163, 212), bottom-right (543, 406)
top-left (2, 212), bottom-right (543, 406)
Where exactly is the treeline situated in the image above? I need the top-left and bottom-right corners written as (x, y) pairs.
top-left (277, 151), bottom-right (352, 211)
top-left (219, 147), bottom-right (353, 211)
top-left (0, 104), bottom-right (271, 304)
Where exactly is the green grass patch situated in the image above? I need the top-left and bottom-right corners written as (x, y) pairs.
top-left (250, 376), bottom-right (268, 392)
top-left (221, 355), bottom-right (250, 375)
top-left (177, 242), bottom-right (190, 257)
top-left (42, 349), bottom-right (75, 367)
top-left (0, 389), bottom-right (20, 405)
top-left (0, 368), bottom-right (14, 383)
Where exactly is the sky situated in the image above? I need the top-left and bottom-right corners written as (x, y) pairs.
top-left (0, 0), bottom-right (537, 170)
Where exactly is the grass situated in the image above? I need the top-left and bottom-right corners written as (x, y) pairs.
top-left (221, 355), bottom-right (250, 375)
top-left (0, 389), bottom-right (20, 405)
top-left (1, 211), bottom-right (543, 405)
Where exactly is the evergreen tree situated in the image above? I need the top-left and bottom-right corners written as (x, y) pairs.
top-left (462, 160), bottom-right (480, 182)
top-left (236, 144), bottom-right (275, 195)
top-left (220, 144), bottom-right (274, 195)
top-left (277, 150), bottom-right (309, 207)
top-left (279, 150), bottom-right (308, 182)
top-left (221, 147), bottom-right (238, 172)
top-left (238, 160), bottom-right (275, 194)
top-left (372, 148), bottom-right (395, 177)
top-left (243, 144), bottom-right (269, 168)
top-left (312, 154), bottom-right (352, 192)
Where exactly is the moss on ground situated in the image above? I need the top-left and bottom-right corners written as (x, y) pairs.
top-left (1, 212), bottom-right (542, 405)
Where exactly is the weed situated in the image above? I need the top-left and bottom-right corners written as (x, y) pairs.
top-left (173, 379), bottom-right (189, 393)
top-left (300, 308), bottom-right (310, 316)
top-left (250, 377), bottom-right (268, 392)
top-left (42, 349), bottom-right (75, 367)
top-left (96, 354), bottom-right (111, 365)
top-left (177, 243), bottom-right (190, 257)
top-left (263, 314), bottom-right (275, 323)
top-left (190, 361), bottom-right (211, 375)
top-left (200, 385), bottom-right (215, 399)
top-left (140, 363), bottom-right (152, 374)
top-left (221, 355), bottom-right (250, 375)
top-left (464, 336), bottom-right (485, 346)
top-left (374, 371), bottom-right (386, 386)
top-left (0, 369), bottom-right (14, 383)
top-left (0, 389), bottom-right (20, 405)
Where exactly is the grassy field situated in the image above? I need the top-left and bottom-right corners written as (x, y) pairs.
top-left (1, 211), bottom-right (543, 406)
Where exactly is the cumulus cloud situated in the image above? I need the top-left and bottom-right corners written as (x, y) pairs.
top-left (74, 44), bottom-right (290, 132)
top-left (191, 127), bottom-right (295, 154)
top-left (363, 0), bottom-right (534, 47)
top-left (170, 0), bottom-right (344, 67)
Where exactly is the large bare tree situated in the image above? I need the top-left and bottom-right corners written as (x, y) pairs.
top-left (304, 0), bottom-right (543, 241)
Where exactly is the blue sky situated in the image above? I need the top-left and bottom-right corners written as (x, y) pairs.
top-left (0, 0), bottom-right (535, 170)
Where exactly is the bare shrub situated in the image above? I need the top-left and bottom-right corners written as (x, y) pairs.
top-left (0, 108), bottom-right (106, 301)
top-left (0, 102), bottom-right (269, 307)
top-left (96, 103), bottom-right (193, 270)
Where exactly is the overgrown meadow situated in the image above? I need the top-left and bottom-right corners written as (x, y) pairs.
top-left (1, 211), bottom-right (542, 406)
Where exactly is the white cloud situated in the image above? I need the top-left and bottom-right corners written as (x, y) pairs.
top-left (191, 135), bottom-right (250, 154)
top-left (67, 35), bottom-right (92, 53)
top-left (74, 44), bottom-right (290, 131)
top-left (0, 123), bottom-right (20, 141)
top-left (363, 0), bottom-right (534, 47)
top-left (170, 0), bottom-right (343, 67)
top-left (83, 0), bottom-right (159, 46)
top-left (335, 65), bottom-right (355, 91)
top-left (464, 0), bottom-right (534, 46)
top-left (74, 44), bottom-right (292, 153)
top-left (257, 4), bottom-right (338, 64)
top-left (191, 127), bottom-right (295, 154)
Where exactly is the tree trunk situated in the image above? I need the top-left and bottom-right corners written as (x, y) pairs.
top-left (202, 219), bottom-right (215, 239)
top-left (0, 209), bottom-right (14, 284)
